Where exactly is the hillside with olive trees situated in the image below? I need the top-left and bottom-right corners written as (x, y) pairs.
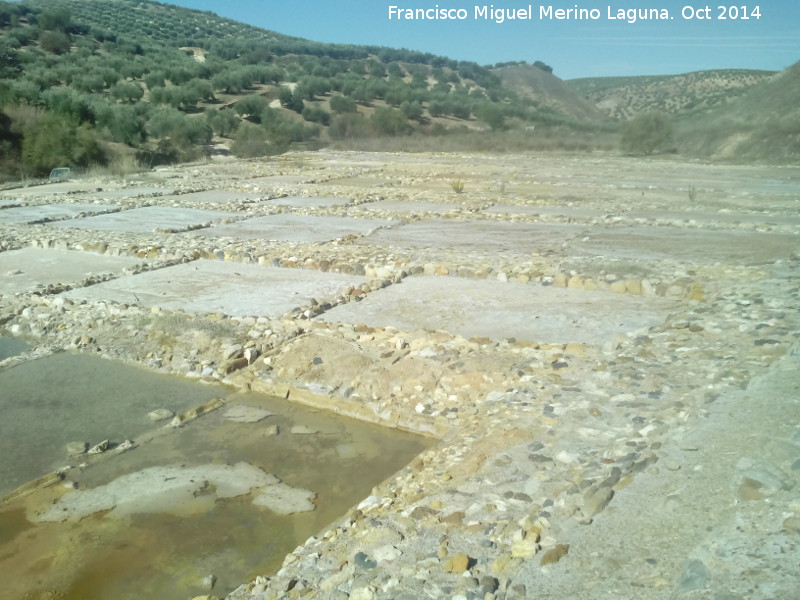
top-left (0, 0), bottom-right (605, 182)
top-left (1, 0), bottom-right (796, 181)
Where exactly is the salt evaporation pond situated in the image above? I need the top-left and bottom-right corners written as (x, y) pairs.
top-left (0, 355), bottom-right (431, 600)
top-left (0, 336), bottom-right (29, 361)
top-left (0, 351), bottom-right (225, 497)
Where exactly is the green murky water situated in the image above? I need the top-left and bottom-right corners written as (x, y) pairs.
top-left (0, 356), bottom-right (432, 600)
top-left (0, 352), bottom-right (225, 497)
top-left (0, 336), bottom-right (29, 361)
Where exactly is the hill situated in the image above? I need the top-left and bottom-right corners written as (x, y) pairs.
top-left (0, 0), bottom-right (599, 181)
top-left (676, 61), bottom-right (800, 163)
top-left (493, 64), bottom-right (605, 122)
top-left (570, 69), bottom-right (776, 120)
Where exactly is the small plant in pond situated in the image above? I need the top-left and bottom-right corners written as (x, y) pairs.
top-left (450, 179), bottom-right (465, 194)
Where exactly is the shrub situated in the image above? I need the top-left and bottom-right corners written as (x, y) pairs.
top-left (234, 94), bottom-right (268, 121)
top-left (20, 112), bottom-right (105, 175)
top-left (400, 100), bottom-right (423, 121)
top-left (329, 113), bottom-right (371, 140)
top-left (205, 108), bottom-right (239, 137)
top-left (231, 122), bottom-right (285, 157)
top-left (302, 105), bottom-right (330, 125)
top-left (111, 81), bottom-right (144, 103)
top-left (329, 94), bottom-right (357, 114)
top-left (39, 30), bottom-right (72, 55)
top-left (371, 107), bottom-right (411, 136)
top-left (620, 111), bottom-right (674, 155)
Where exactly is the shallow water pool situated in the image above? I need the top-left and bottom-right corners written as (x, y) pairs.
top-left (0, 356), bottom-right (432, 599)
top-left (0, 351), bottom-right (226, 497)
top-left (0, 336), bottom-right (29, 361)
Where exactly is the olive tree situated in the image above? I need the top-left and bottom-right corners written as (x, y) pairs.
top-left (620, 112), bottom-right (674, 156)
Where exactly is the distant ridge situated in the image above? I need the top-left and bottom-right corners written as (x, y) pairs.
top-left (570, 69), bottom-right (776, 119)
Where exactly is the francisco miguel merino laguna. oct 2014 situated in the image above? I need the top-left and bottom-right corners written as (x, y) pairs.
top-left (387, 4), bottom-right (675, 24)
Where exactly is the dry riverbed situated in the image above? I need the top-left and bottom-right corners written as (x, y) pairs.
top-left (1, 150), bottom-right (799, 599)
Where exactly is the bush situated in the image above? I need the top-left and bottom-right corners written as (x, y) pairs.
top-left (205, 108), bottom-right (239, 137)
top-left (231, 122), bottom-right (285, 157)
top-left (400, 100), bottom-right (423, 121)
top-left (110, 81), bottom-right (144, 103)
top-left (20, 112), bottom-right (105, 175)
top-left (329, 94), bottom-right (357, 114)
top-left (234, 94), bottom-right (268, 121)
top-left (371, 107), bottom-right (411, 136)
top-left (39, 30), bottom-right (71, 55)
top-left (328, 113), bottom-right (371, 140)
top-left (302, 105), bottom-right (330, 125)
top-left (620, 112), bottom-right (674, 155)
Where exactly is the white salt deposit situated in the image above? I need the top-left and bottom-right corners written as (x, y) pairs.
top-left (31, 462), bottom-right (315, 522)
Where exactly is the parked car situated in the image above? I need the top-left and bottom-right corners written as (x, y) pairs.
top-left (48, 167), bottom-right (71, 182)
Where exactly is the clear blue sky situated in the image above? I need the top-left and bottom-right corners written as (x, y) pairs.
top-left (167, 1), bottom-right (798, 79)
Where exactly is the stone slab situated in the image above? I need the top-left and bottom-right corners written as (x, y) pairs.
top-left (0, 248), bottom-right (141, 295)
top-left (568, 226), bottom-right (799, 264)
top-left (318, 275), bottom-right (674, 346)
top-left (355, 200), bottom-right (465, 214)
top-left (625, 208), bottom-right (800, 228)
top-left (61, 260), bottom-right (367, 317)
top-left (45, 206), bottom-right (236, 233)
top-left (190, 214), bottom-right (397, 243)
top-left (0, 203), bottom-right (118, 225)
top-left (483, 204), bottom-right (606, 219)
top-left (357, 219), bottom-right (583, 252)
top-left (162, 190), bottom-right (265, 204)
top-left (0, 181), bottom-right (95, 197)
top-left (269, 196), bottom-right (352, 207)
top-left (86, 188), bottom-right (173, 199)
top-left (245, 175), bottom-right (310, 187)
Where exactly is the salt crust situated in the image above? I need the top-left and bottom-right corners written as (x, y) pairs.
top-left (31, 462), bottom-right (315, 522)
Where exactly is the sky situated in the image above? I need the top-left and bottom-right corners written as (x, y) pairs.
top-left (166, 1), bottom-right (799, 79)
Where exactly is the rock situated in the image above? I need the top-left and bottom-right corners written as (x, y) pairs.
top-left (625, 279), bottom-right (642, 295)
top-left (147, 408), bottom-right (174, 422)
top-left (674, 559), bottom-right (710, 593)
top-left (783, 516), bottom-right (800, 533)
top-left (244, 347), bottom-right (260, 364)
top-left (736, 458), bottom-right (794, 500)
top-left (610, 281), bottom-right (627, 294)
top-left (582, 484), bottom-right (615, 519)
top-left (567, 275), bottom-right (583, 289)
top-left (223, 356), bottom-right (249, 374)
top-left (443, 553), bottom-right (471, 573)
top-left (511, 539), bottom-right (538, 558)
top-left (87, 439), bottom-right (110, 455)
top-left (201, 574), bottom-right (217, 590)
top-left (491, 554), bottom-right (513, 575)
top-left (349, 587), bottom-right (376, 600)
top-left (539, 544), bottom-right (569, 565)
top-left (264, 424), bottom-right (280, 437)
top-left (354, 551), bottom-right (377, 570)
